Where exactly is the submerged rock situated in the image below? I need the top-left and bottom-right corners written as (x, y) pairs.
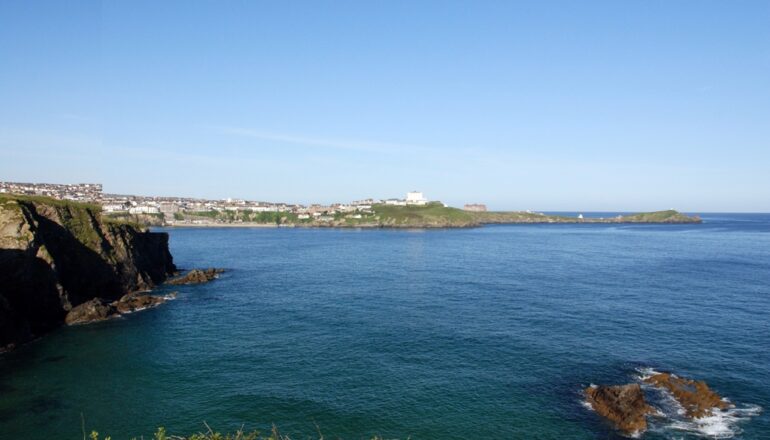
top-left (65, 298), bottom-right (117, 325)
top-left (167, 268), bottom-right (224, 285)
top-left (645, 372), bottom-right (730, 418)
top-left (585, 383), bottom-right (655, 435)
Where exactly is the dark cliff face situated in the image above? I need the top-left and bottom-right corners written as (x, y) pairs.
top-left (0, 197), bottom-right (176, 350)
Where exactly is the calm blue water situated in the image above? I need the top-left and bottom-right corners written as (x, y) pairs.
top-left (1, 214), bottom-right (769, 439)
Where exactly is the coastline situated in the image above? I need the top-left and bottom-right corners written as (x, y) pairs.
top-left (165, 222), bottom-right (281, 228)
top-left (161, 214), bottom-right (703, 229)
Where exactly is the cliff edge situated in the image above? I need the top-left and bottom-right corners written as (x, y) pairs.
top-left (0, 196), bottom-right (176, 351)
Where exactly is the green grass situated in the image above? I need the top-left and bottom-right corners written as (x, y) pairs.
top-left (371, 202), bottom-right (476, 226)
top-left (469, 210), bottom-right (565, 223)
top-left (617, 210), bottom-right (699, 223)
top-left (0, 195), bottom-right (146, 250)
top-left (1, 195), bottom-right (105, 249)
top-left (0, 193), bottom-right (102, 212)
top-left (175, 210), bottom-right (300, 225)
top-left (469, 209), bottom-right (699, 224)
top-left (186, 210), bottom-right (222, 219)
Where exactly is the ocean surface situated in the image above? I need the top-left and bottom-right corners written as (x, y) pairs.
top-left (1, 213), bottom-right (769, 439)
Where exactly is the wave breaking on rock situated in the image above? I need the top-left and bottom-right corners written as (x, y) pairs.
top-left (584, 367), bottom-right (761, 438)
top-left (634, 367), bottom-right (761, 439)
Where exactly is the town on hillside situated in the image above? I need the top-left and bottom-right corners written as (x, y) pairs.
top-left (0, 181), bottom-right (488, 226)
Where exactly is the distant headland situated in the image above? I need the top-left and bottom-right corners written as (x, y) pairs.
top-left (0, 181), bottom-right (701, 228)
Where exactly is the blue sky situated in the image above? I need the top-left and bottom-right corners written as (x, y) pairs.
top-left (1, 1), bottom-right (768, 211)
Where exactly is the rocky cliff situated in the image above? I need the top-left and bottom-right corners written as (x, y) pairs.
top-left (0, 196), bottom-right (176, 351)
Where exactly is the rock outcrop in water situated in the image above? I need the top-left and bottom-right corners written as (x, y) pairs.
top-left (64, 298), bottom-right (117, 325)
top-left (166, 268), bottom-right (224, 285)
top-left (0, 196), bottom-right (176, 351)
top-left (64, 292), bottom-right (177, 325)
top-left (586, 372), bottom-right (739, 436)
top-left (584, 384), bottom-right (655, 434)
top-left (645, 372), bottom-right (730, 418)
top-left (114, 292), bottom-right (177, 314)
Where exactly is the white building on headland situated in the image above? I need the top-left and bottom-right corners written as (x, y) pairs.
top-left (129, 205), bottom-right (160, 214)
top-left (406, 191), bottom-right (428, 205)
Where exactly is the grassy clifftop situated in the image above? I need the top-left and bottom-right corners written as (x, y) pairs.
top-left (0, 194), bottom-right (145, 249)
top-left (370, 202), bottom-right (476, 227)
top-left (470, 209), bottom-right (701, 224)
top-left (0, 194), bottom-right (175, 351)
top-left (617, 210), bottom-right (701, 223)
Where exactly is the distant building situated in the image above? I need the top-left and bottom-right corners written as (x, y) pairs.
top-left (103, 203), bottom-right (128, 213)
top-left (159, 202), bottom-right (180, 215)
top-left (0, 181), bottom-right (102, 201)
top-left (129, 205), bottom-right (160, 214)
top-left (406, 191), bottom-right (427, 205)
top-left (463, 204), bottom-right (487, 212)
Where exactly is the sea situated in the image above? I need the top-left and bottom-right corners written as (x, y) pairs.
top-left (1, 213), bottom-right (768, 439)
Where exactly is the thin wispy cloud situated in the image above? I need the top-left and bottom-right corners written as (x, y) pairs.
top-left (0, 129), bottom-right (102, 152)
top-left (213, 126), bottom-right (430, 154)
top-left (56, 113), bottom-right (95, 122)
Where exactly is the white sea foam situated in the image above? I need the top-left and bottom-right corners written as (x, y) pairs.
top-left (581, 384), bottom-right (596, 412)
top-left (634, 366), bottom-right (762, 439)
top-left (634, 366), bottom-right (662, 381)
top-left (665, 405), bottom-right (763, 439)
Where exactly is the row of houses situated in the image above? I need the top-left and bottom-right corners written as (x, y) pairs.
top-left (0, 182), bottom-right (103, 202)
top-left (1, 183), bottom-right (463, 219)
top-left (106, 191), bottom-right (433, 218)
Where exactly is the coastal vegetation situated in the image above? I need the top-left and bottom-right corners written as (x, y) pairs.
top-left (12, 195), bottom-right (700, 230)
top-left (470, 209), bottom-right (700, 224)
top-left (615, 209), bottom-right (699, 223)
top-left (132, 203), bottom-right (701, 228)
top-left (370, 202), bottom-right (475, 226)
top-left (0, 194), bottom-right (107, 249)
top-left (167, 209), bottom-right (300, 225)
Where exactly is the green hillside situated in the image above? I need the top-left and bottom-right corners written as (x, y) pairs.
top-left (370, 202), bottom-right (477, 227)
top-left (616, 210), bottom-right (701, 223)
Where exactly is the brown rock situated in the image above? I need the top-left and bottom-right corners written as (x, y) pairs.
top-left (645, 372), bottom-right (729, 418)
top-left (167, 268), bottom-right (224, 285)
top-left (65, 298), bottom-right (117, 325)
top-left (585, 383), bottom-right (655, 434)
top-left (114, 292), bottom-right (177, 314)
